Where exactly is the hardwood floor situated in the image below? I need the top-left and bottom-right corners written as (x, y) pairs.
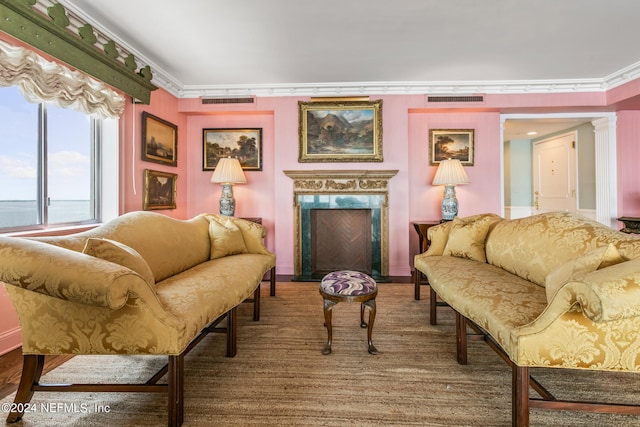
top-left (0, 348), bottom-right (72, 400)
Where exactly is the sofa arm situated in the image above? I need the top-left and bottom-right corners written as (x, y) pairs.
top-left (0, 236), bottom-right (151, 310)
top-left (566, 257), bottom-right (640, 322)
top-left (516, 258), bottom-right (640, 341)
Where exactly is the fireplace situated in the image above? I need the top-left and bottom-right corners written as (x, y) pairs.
top-left (284, 170), bottom-right (398, 281)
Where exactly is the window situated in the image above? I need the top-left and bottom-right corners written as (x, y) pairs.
top-left (0, 86), bottom-right (101, 231)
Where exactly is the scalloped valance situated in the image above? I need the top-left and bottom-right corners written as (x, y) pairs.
top-left (0, 39), bottom-right (124, 118)
top-left (0, 0), bottom-right (156, 104)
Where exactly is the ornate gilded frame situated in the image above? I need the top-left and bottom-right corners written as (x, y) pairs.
top-left (429, 129), bottom-right (474, 166)
top-left (298, 100), bottom-right (383, 163)
top-left (202, 128), bottom-right (262, 171)
top-left (141, 112), bottom-right (178, 166)
top-left (143, 169), bottom-right (177, 210)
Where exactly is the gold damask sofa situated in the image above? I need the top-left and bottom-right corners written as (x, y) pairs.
top-left (414, 211), bottom-right (640, 426)
top-left (0, 211), bottom-right (276, 427)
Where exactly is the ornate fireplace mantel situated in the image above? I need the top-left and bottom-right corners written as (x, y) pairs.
top-left (284, 170), bottom-right (398, 281)
top-left (283, 170), bottom-right (399, 195)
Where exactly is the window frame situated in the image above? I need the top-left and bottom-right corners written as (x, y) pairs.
top-left (0, 97), bottom-right (117, 234)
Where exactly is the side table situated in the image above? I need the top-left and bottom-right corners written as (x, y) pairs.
top-left (617, 217), bottom-right (640, 234)
top-left (412, 221), bottom-right (450, 326)
top-left (412, 222), bottom-right (440, 300)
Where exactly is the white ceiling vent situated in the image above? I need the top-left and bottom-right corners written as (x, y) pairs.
top-left (427, 95), bottom-right (484, 103)
top-left (201, 96), bottom-right (255, 105)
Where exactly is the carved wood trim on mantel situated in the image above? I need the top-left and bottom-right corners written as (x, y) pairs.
top-left (284, 170), bottom-right (398, 279)
top-left (283, 170), bottom-right (399, 194)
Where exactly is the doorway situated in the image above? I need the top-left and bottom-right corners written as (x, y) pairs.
top-left (532, 131), bottom-right (578, 215)
top-left (501, 113), bottom-right (618, 227)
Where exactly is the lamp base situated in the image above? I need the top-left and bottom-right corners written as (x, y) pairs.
top-left (441, 184), bottom-right (458, 221)
top-left (219, 184), bottom-right (236, 216)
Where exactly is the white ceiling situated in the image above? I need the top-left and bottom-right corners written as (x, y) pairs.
top-left (56, 0), bottom-right (640, 139)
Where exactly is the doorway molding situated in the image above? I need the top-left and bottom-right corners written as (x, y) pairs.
top-left (500, 112), bottom-right (618, 228)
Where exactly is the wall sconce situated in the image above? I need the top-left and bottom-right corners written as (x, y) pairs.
top-left (210, 157), bottom-right (246, 216)
top-left (432, 158), bottom-right (470, 220)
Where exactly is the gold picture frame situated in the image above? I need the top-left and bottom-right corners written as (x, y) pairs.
top-left (202, 128), bottom-right (262, 171)
top-left (298, 100), bottom-right (383, 162)
top-left (429, 129), bottom-right (474, 166)
top-left (141, 112), bottom-right (178, 166)
top-left (143, 169), bottom-right (177, 210)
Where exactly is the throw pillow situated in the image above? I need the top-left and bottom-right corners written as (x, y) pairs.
top-left (544, 244), bottom-right (626, 302)
top-left (229, 218), bottom-right (271, 255)
top-left (442, 215), bottom-right (496, 262)
top-left (83, 238), bottom-right (155, 286)
top-left (423, 221), bottom-right (453, 256)
top-left (208, 216), bottom-right (248, 259)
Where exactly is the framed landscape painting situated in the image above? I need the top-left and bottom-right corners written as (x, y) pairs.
top-left (429, 129), bottom-right (474, 166)
top-left (141, 112), bottom-right (177, 166)
top-left (203, 128), bottom-right (262, 171)
top-left (143, 169), bottom-right (177, 210)
top-left (298, 100), bottom-right (383, 162)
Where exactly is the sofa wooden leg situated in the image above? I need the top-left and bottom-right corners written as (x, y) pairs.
top-left (414, 269), bottom-right (421, 300)
top-left (269, 266), bottom-right (276, 296)
top-left (455, 312), bottom-right (468, 365)
top-left (6, 354), bottom-right (45, 423)
top-left (167, 354), bottom-right (184, 427)
top-left (226, 307), bottom-right (237, 357)
top-left (253, 284), bottom-right (260, 321)
top-left (513, 365), bottom-right (530, 427)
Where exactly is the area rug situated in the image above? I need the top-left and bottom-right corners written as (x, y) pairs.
top-left (2, 282), bottom-right (639, 426)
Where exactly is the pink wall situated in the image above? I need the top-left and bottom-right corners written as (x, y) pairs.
top-left (175, 96), bottom-right (507, 277)
top-left (121, 89), bottom-right (188, 217)
top-left (616, 111), bottom-right (640, 217)
top-left (184, 111), bottom-right (276, 251)
top-left (170, 91), bottom-right (640, 278)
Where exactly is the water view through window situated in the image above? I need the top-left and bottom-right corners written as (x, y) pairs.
top-left (0, 86), bottom-right (95, 229)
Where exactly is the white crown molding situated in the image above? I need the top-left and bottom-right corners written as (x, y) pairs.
top-left (176, 79), bottom-right (609, 99)
top-left (54, 0), bottom-right (640, 100)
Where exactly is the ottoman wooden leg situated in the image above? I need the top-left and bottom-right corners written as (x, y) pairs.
top-left (363, 299), bottom-right (378, 355)
top-left (322, 299), bottom-right (337, 355)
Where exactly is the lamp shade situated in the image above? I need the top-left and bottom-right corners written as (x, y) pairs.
top-left (432, 159), bottom-right (470, 186)
top-left (210, 157), bottom-right (246, 184)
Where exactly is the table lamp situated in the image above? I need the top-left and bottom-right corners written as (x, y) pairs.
top-left (210, 157), bottom-right (246, 216)
top-left (432, 158), bottom-right (470, 220)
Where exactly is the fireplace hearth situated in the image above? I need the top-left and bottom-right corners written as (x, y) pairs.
top-left (284, 170), bottom-right (398, 281)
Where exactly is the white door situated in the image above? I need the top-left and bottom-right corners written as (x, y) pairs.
top-left (532, 132), bottom-right (577, 214)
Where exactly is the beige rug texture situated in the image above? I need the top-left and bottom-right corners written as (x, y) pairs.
top-left (2, 282), bottom-right (640, 426)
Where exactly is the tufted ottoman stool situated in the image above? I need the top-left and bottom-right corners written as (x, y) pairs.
top-left (319, 270), bottom-right (378, 355)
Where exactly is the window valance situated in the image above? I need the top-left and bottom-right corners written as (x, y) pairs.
top-left (0, 39), bottom-right (124, 118)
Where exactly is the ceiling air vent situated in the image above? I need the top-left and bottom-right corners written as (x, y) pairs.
top-left (201, 97), bottom-right (255, 105)
top-left (427, 95), bottom-right (484, 103)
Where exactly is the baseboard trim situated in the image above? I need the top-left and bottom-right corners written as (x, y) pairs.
top-left (0, 326), bottom-right (21, 356)
top-left (277, 274), bottom-right (412, 283)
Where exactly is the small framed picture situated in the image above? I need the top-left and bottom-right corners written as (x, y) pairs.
top-left (143, 169), bottom-right (177, 210)
top-left (141, 112), bottom-right (177, 166)
top-left (429, 129), bottom-right (474, 166)
top-left (203, 128), bottom-right (262, 171)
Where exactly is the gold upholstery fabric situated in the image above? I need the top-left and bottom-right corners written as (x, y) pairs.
top-left (416, 255), bottom-right (547, 355)
top-left (485, 212), bottom-right (640, 287)
top-left (33, 211), bottom-right (212, 283)
top-left (442, 214), bottom-right (502, 262)
top-left (83, 237), bottom-right (156, 286)
top-left (414, 211), bottom-right (640, 371)
top-left (0, 211), bottom-right (276, 356)
top-left (207, 216), bottom-right (248, 259)
top-left (544, 244), bottom-right (625, 302)
top-left (423, 221), bottom-right (452, 256)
